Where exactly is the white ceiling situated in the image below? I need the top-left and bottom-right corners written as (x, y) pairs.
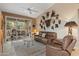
top-left (0, 3), bottom-right (54, 18)
top-left (36, 3), bottom-right (79, 21)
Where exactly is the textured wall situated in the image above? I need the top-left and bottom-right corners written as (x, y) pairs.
top-left (36, 4), bottom-right (79, 48)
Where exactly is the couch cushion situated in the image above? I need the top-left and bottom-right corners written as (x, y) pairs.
top-left (45, 32), bottom-right (57, 39)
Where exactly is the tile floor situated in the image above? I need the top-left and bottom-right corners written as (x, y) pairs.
top-left (0, 39), bottom-right (79, 56)
top-left (0, 39), bottom-right (46, 56)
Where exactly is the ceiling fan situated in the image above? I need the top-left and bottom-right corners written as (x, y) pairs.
top-left (27, 8), bottom-right (38, 14)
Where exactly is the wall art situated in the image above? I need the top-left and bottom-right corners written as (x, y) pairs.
top-left (51, 26), bottom-right (54, 30)
top-left (41, 20), bottom-right (42, 23)
top-left (53, 20), bottom-right (55, 24)
top-left (40, 9), bottom-right (61, 30)
top-left (42, 16), bottom-right (45, 20)
top-left (46, 12), bottom-right (49, 18)
top-left (51, 10), bottom-right (55, 17)
top-left (44, 26), bottom-right (46, 30)
top-left (45, 19), bottom-right (51, 27)
top-left (58, 20), bottom-right (61, 24)
top-left (32, 24), bottom-right (35, 28)
top-left (56, 14), bottom-right (59, 19)
top-left (55, 24), bottom-right (58, 28)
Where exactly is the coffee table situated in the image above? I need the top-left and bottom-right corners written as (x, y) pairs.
top-left (23, 37), bottom-right (34, 47)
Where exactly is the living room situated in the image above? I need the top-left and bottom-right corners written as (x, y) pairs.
top-left (0, 3), bottom-right (79, 56)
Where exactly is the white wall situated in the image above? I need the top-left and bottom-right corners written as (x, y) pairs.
top-left (36, 3), bottom-right (79, 48)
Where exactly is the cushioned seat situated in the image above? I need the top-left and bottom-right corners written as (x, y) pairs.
top-left (34, 31), bottom-right (57, 44)
top-left (46, 35), bottom-right (77, 56)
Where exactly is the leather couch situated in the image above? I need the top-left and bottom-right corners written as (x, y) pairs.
top-left (46, 35), bottom-right (77, 56)
top-left (34, 31), bottom-right (57, 44)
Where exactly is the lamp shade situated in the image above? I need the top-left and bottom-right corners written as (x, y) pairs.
top-left (32, 29), bottom-right (37, 33)
top-left (64, 21), bottom-right (78, 28)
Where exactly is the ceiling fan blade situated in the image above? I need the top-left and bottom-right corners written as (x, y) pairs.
top-left (27, 8), bottom-right (38, 12)
top-left (31, 9), bottom-right (38, 12)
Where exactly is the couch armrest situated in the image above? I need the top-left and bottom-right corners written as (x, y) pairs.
top-left (53, 39), bottom-right (63, 45)
top-left (67, 39), bottom-right (77, 53)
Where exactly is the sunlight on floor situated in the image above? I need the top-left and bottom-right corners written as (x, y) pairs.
top-left (1, 40), bottom-right (45, 56)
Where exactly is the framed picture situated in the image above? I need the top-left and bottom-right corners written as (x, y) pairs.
top-left (51, 10), bottom-right (55, 17)
top-left (42, 16), bottom-right (45, 20)
top-left (44, 26), bottom-right (46, 30)
top-left (53, 20), bottom-right (55, 24)
top-left (56, 14), bottom-right (59, 19)
top-left (51, 26), bottom-right (54, 30)
top-left (41, 20), bottom-right (42, 23)
top-left (45, 19), bottom-right (51, 27)
top-left (32, 24), bottom-right (36, 28)
top-left (58, 20), bottom-right (61, 24)
top-left (55, 24), bottom-right (58, 28)
top-left (46, 12), bottom-right (49, 18)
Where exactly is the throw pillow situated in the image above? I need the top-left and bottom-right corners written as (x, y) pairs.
top-left (42, 33), bottom-right (46, 38)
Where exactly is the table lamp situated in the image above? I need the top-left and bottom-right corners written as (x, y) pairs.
top-left (32, 28), bottom-right (39, 35)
